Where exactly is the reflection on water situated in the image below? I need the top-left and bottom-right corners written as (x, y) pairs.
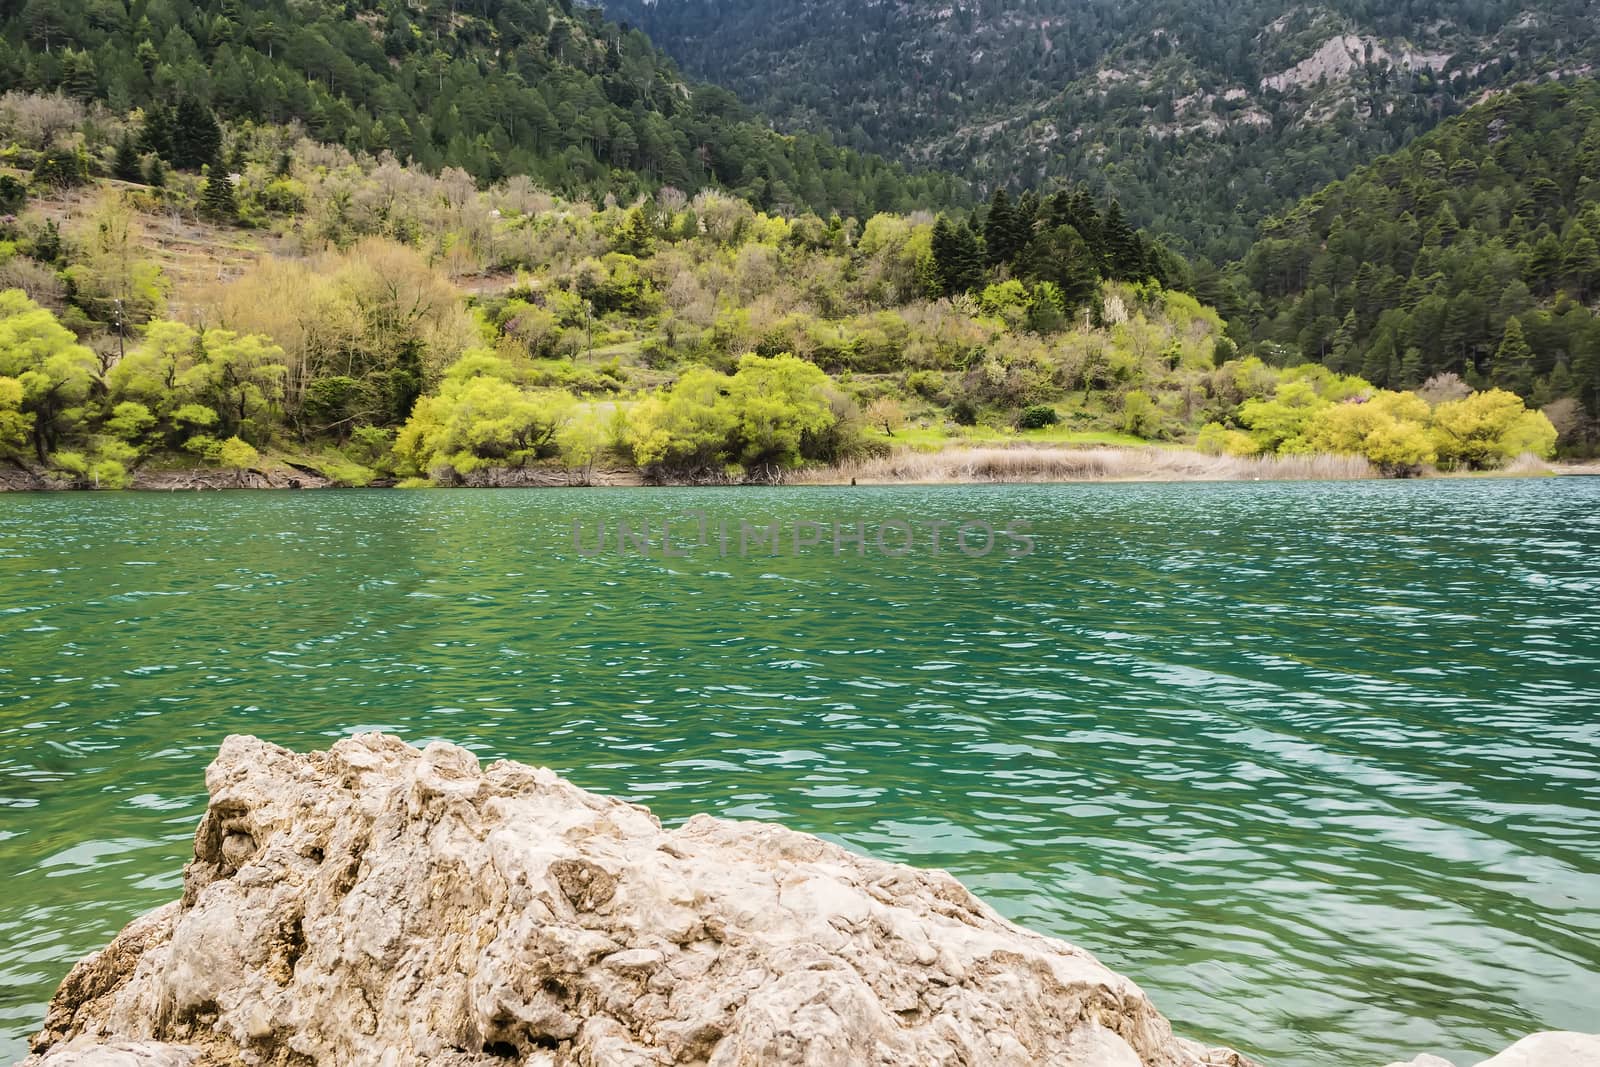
top-left (2, 480), bottom-right (1598, 1065)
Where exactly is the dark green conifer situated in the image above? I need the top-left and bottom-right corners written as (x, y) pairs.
top-left (199, 159), bottom-right (238, 222)
top-left (112, 135), bottom-right (142, 183)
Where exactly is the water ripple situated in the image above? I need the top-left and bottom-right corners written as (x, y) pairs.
top-left (0, 480), bottom-right (1597, 1065)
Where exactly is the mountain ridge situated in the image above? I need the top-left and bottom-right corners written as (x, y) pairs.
top-left (1224, 78), bottom-right (1600, 440)
top-left (0, 0), bottom-right (970, 217)
top-left (602, 0), bottom-right (1600, 257)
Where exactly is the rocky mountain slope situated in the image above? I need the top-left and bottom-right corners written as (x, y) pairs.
top-left (603, 0), bottom-right (1600, 257)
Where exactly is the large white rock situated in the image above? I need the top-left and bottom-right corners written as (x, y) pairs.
top-left (26, 733), bottom-right (1251, 1067)
top-left (24, 1038), bottom-right (201, 1066)
top-left (1383, 1031), bottom-right (1600, 1067)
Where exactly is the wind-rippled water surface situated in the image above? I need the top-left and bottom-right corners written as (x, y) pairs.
top-left (2, 480), bottom-right (1598, 1066)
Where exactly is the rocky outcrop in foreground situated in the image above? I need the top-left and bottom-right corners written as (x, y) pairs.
top-left (1383, 1032), bottom-right (1600, 1067)
top-left (22, 734), bottom-right (1597, 1067)
top-left (26, 733), bottom-right (1248, 1066)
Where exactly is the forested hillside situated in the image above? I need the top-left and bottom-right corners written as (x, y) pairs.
top-left (0, 0), bottom-right (1579, 492)
top-left (0, 0), bottom-right (967, 215)
top-left (1231, 80), bottom-right (1600, 439)
top-left (605, 0), bottom-right (1600, 258)
top-left (0, 98), bottom-right (1556, 491)
top-left (0, 89), bottom-right (1193, 483)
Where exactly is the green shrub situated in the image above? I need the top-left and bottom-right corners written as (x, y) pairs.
top-left (33, 147), bottom-right (91, 188)
top-left (905, 369), bottom-right (944, 399)
top-left (1017, 405), bottom-right (1059, 429)
top-left (0, 175), bottom-right (26, 213)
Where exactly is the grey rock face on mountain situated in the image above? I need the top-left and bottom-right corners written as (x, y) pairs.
top-left (25, 732), bottom-right (1250, 1066)
top-left (603, 0), bottom-right (1600, 258)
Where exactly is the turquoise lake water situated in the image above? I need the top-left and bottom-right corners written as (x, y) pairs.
top-left (1, 480), bottom-right (1597, 1065)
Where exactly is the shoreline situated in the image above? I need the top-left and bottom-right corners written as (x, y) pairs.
top-left (3, 449), bottom-right (1594, 493)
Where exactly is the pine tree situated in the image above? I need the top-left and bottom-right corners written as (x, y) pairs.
top-left (1545, 359), bottom-right (1575, 404)
top-left (138, 104), bottom-right (174, 161)
top-left (112, 135), bottom-right (142, 183)
top-left (930, 215), bottom-right (987, 296)
top-left (1058, 188), bottom-right (1101, 250)
top-left (930, 216), bottom-right (961, 297)
top-left (1564, 230), bottom-right (1599, 300)
top-left (618, 207), bottom-right (655, 255)
top-left (1525, 234), bottom-right (1565, 296)
top-left (983, 188), bottom-right (1018, 267)
top-left (144, 155), bottom-right (166, 188)
top-left (22, 0), bottom-right (66, 52)
top-left (1359, 331), bottom-right (1394, 387)
top-left (1102, 201), bottom-right (1143, 280)
top-left (1399, 346), bottom-right (1425, 387)
top-left (1330, 310), bottom-right (1360, 375)
top-left (135, 39), bottom-right (159, 77)
top-left (172, 94), bottom-right (222, 171)
top-left (1014, 190), bottom-right (1040, 237)
top-left (61, 48), bottom-right (98, 99)
top-left (951, 223), bottom-right (985, 294)
top-left (1575, 326), bottom-right (1600, 418)
top-left (1426, 202), bottom-right (1460, 247)
top-left (1019, 225), bottom-right (1100, 312)
top-left (199, 160), bottom-right (238, 222)
top-left (1492, 317), bottom-right (1536, 398)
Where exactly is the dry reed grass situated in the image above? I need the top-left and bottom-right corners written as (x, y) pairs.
top-left (1502, 452), bottom-right (1555, 475)
top-left (789, 445), bottom-right (1375, 485)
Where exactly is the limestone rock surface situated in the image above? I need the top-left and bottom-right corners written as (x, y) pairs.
top-left (1382, 1031), bottom-right (1600, 1067)
top-left (26, 733), bottom-right (1249, 1067)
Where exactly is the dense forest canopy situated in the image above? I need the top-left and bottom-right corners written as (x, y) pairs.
top-left (1228, 80), bottom-right (1600, 427)
top-left (0, 0), bottom-right (968, 215)
top-left (603, 0), bottom-right (1600, 258)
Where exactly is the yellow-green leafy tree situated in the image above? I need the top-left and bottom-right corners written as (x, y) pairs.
top-left (1195, 421), bottom-right (1257, 456)
top-left (625, 366), bottom-right (739, 475)
top-left (0, 289), bottom-right (99, 463)
top-left (396, 353), bottom-right (574, 479)
top-left (1305, 390), bottom-right (1436, 475)
top-left (62, 192), bottom-right (168, 329)
top-left (1430, 389), bottom-right (1557, 469)
top-left (1236, 379), bottom-right (1328, 453)
top-left (218, 436), bottom-right (260, 486)
top-left (1121, 389), bottom-right (1161, 438)
top-left (725, 353), bottom-right (837, 470)
top-left (556, 409), bottom-right (611, 484)
top-left (108, 321), bottom-right (287, 445)
top-left (0, 375), bottom-right (33, 458)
